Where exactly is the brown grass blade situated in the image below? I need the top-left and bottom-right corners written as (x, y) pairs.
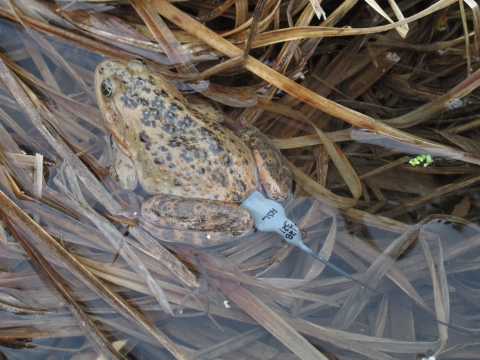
top-left (0, 188), bottom-right (192, 359)
top-left (8, 2), bottom-right (96, 100)
top-left (215, 279), bottom-right (328, 360)
top-left (130, 0), bottom-right (197, 73)
top-left (418, 234), bottom-right (448, 356)
top-left (0, 193), bottom-right (126, 360)
top-left (331, 223), bottom-right (421, 329)
top-left (152, 0), bottom-right (480, 167)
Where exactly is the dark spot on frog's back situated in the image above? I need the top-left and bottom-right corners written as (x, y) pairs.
top-left (162, 123), bottom-right (176, 134)
top-left (160, 89), bottom-right (168, 98)
top-left (180, 150), bottom-right (194, 163)
top-left (170, 135), bottom-right (189, 148)
top-left (199, 127), bottom-right (214, 137)
top-left (235, 179), bottom-right (247, 191)
top-left (148, 76), bottom-right (155, 85)
top-left (222, 154), bottom-right (233, 167)
top-left (209, 142), bottom-right (224, 155)
top-left (166, 110), bottom-right (178, 122)
top-left (120, 93), bottom-right (138, 109)
top-left (151, 97), bottom-right (165, 111)
top-left (139, 131), bottom-right (149, 142)
top-left (212, 169), bottom-right (228, 187)
top-left (169, 102), bottom-right (183, 112)
top-left (140, 114), bottom-right (151, 127)
top-left (232, 192), bottom-right (240, 202)
top-left (180, 114), bottom-right (195, 128)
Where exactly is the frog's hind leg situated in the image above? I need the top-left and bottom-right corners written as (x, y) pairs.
top-left (141, 195), bottom-right (254, 246)
top-left (237, 126), bottom-right (292, 201)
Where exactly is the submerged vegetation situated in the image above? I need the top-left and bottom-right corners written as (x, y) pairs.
top-left (0, 0), bottom-right (480, 358)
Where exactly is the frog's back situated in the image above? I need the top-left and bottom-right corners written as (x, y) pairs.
top-left (95, 59), bottom-right (258, 202)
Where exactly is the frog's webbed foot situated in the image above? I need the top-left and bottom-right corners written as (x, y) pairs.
top-left (110, 193), bottom-right (143, 229)
top-left (237, 126), bottom-right (292, 201)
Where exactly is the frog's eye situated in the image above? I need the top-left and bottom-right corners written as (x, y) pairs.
top-left (100, 78), bottom-right (114, 98)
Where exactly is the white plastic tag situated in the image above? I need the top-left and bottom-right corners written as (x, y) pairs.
top-left (240, 191), bottom-right (303, 245)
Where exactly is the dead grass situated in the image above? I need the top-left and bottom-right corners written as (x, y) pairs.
top-left (0, 0), bottom-right (480, 358)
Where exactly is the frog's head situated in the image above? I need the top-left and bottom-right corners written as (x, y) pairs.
top-left (94, 59), bottom-right (149, 108)
top-left (94, 59), bottom-right (150, 152)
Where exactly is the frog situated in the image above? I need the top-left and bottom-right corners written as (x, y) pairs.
top-left (94, 58), bottom-right (292, 246)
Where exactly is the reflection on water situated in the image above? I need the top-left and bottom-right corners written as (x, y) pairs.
top-left (0, 3), bottom-right (480, 359)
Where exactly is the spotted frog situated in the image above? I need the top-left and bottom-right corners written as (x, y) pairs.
top-left (95, 59), bottom-right (292, 246)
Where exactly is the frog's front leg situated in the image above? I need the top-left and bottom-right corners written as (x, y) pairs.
top-left (142, 195), bottom-right (254, 236)
top-left (237, 126), bottom-right (292, 201)
top-left (108, 137), bottom-right (138, 192)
